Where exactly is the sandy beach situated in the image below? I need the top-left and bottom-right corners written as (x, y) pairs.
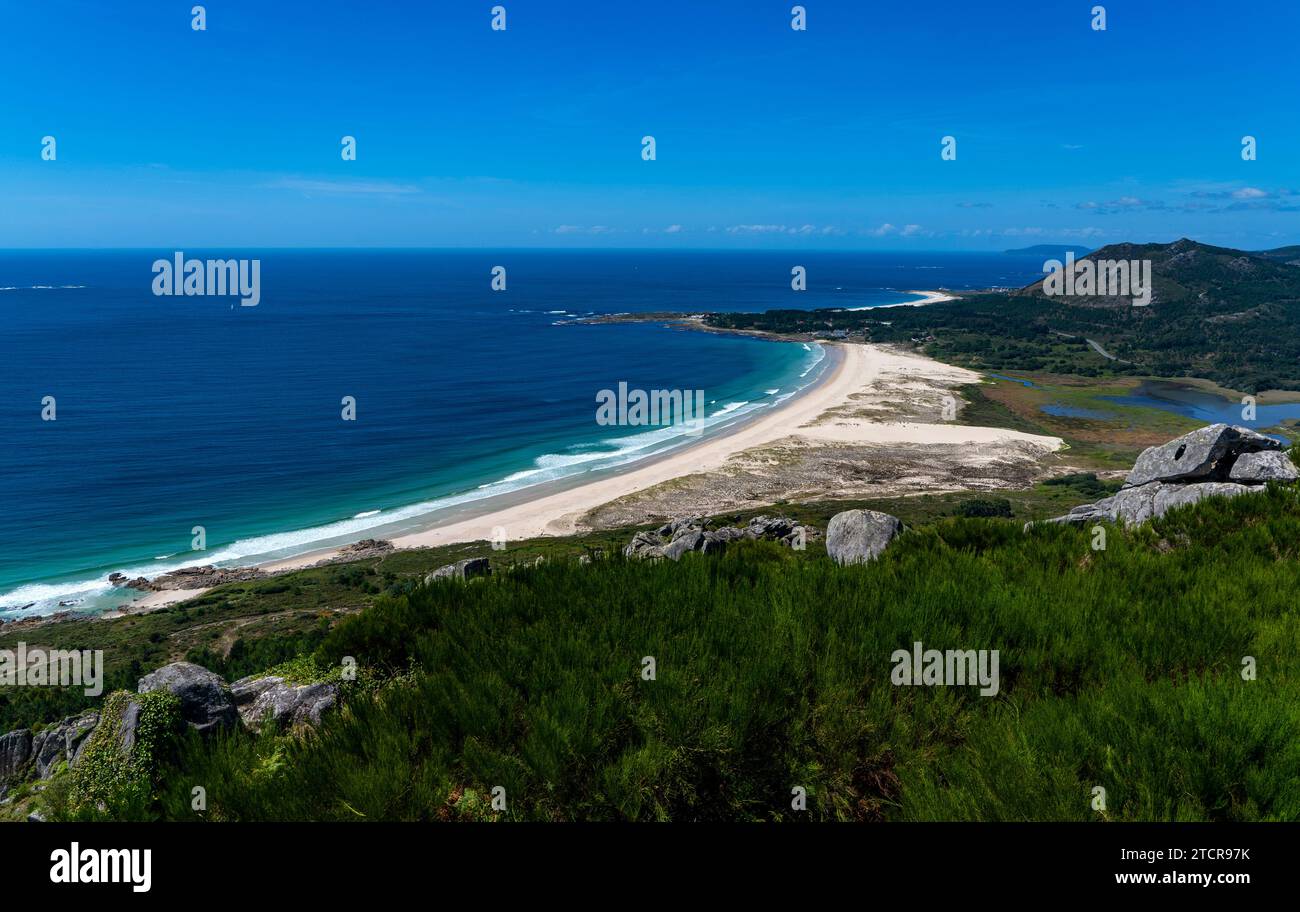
top-left (122, 340), bottom-right (1064, 612)
top-left (389, 341), bottom-right (1058, 548)
top-left (848, 289), bottom-right (960, 310)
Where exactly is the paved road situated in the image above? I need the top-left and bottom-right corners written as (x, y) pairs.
top-left (1086, 338), bottom-right (1119, 361)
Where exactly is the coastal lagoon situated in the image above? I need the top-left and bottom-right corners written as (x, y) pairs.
top-left (0, 250), bottom-right (1044, 617)
top-left (1029, 377), bottom-right (1300, 442)
top-left (1103, 380), bottom-right (1300, 433)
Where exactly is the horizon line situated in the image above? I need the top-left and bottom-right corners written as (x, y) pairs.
top-left (0, 243), bottom-right (1146, 254)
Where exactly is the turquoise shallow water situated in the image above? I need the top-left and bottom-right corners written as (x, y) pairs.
top-left (0, 249), bottom-right (1045, 617)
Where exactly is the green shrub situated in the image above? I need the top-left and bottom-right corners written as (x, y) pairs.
top-left (62, 690), bottom-right (183, 821)
top-left (142, 488), bottom-right (1300, 822)
top-left (953, 497), bottom-right (1014, 518)
top-left (1042, 472), bottom-right (1120, 498)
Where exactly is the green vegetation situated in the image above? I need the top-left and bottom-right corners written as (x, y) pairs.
top-left (1042, 472), bottom-right (1123, 499)
top-left (51, 690), bottom-right (183, 821)
top-left (952, 497), bottom-right (1014, 518)
top-left (74, 483), bottom-right (1299, 823)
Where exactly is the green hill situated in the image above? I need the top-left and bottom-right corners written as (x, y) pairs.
top-left (707, 239), bottom-right (1300, 391)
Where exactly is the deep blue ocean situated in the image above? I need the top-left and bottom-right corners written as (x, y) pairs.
top-left (0, 250), bottom-right (1046, 617)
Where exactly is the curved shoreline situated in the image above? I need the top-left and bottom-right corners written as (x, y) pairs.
top-left (115, 342), bottom-right (844, 611)
top-left (263, 342), bottom-right (847, 569)
top-left (2, 338), bottom-right (829, 621)
top-left (43, 338), bottom-right (1071, 620)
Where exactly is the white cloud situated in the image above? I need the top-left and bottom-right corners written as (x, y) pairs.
top-left (726, 224), bottom-right (787, 234)
top-left (866, 223), bottom-right (924, 238)
top-left (724, 224), bottom-right (842, 236)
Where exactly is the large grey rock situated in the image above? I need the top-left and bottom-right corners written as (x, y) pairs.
top-left (138, 662), bottom-right (237, 735)
top-left (230, 675), bottom-right (339, 732)
top-left (0, 729), bottom-right (32, 781)
top-left (1064, 482), bottom-right (1165, 526)
top-left (1153, 482), bottom-right (1264, 516)
top-left (1125, 424), bottom-right (1280, 487)
top-left (114, 699), bottom-right (144, 755)
top-left (658, 517), bottom-right (704, 538)
top-left (661, 530), bottom-right (703, 561)
top-left (624, 531), bottom-right (666, 560)
top-left (1038, 479), bottom-right (1264, 528)
top-left (826, 510), bottom-right (903, 566)
top-left (425, 557), bottom-right (491, 583)
top-left (29, 712), bottom-right (99, 779)
top-left (1229, 450), bottom-right (1299, 482)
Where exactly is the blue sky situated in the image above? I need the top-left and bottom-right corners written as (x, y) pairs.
top-left (1, 0), bottom-right (1298, 249)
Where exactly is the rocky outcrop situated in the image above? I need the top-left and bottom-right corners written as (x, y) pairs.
top-left (138, 662), bottom-right (237, 735)
top-left (0, 729), bottom-right (33, 781)
top-left (115, 565), bottom-right (269, 591)
top-left (1124, 424), bottom-right (1280, 488)
top-left (1, 713), bottom-right (99, 785)
top-left (309, 539), bottom-right (396, 568)
top-left (1037, 425), bottom-right (1294, 528)
top-left (338, 538), bottom-right (393, 556)
top-left (661, 529), bottom-right (704, 561)
top-left (230, 675), bottom-right (339, 732)
top-left (1229, 450), bottom-right (1299, 482)
top-left (1154, 481), bottom-right (1268, 516)
top-left (825, 510), bottom-right (904, 566)
top-left (426, 557), bottom-right (492, 583)
top-left (5, 658), bottom-right (339, 790)
top-left (624, 515), bottom-right (814, 561)
top-left (29, 712), bottom-right (98, 779)
top-left (625, 531), bottom-right (668, 560)
top-left (1050, 480), bottom-right (1266, 527)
